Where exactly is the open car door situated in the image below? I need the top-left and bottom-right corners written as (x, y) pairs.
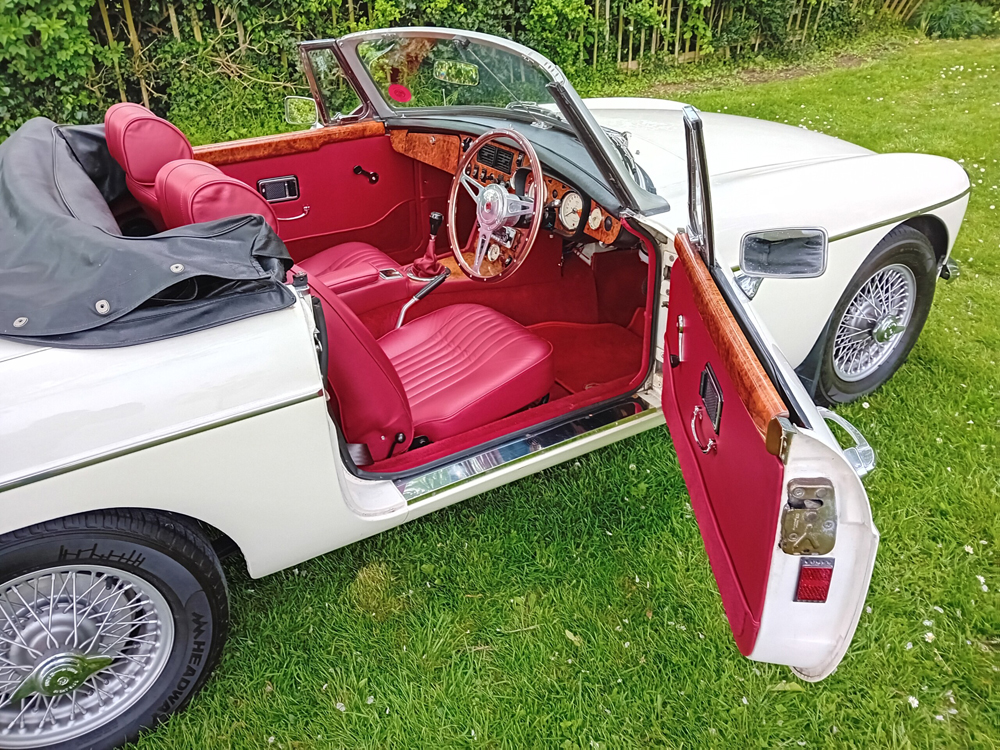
top-left (661, 108), bottom-right (879, 681)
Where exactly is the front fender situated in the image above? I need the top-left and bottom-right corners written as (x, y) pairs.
top-left (709, 151), bottom-right (969, 257)
top-left (647, 151), bottom-right (970, 367)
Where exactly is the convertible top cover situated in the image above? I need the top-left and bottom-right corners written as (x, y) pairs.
top-left (0, 118), bottom-right (294, 348)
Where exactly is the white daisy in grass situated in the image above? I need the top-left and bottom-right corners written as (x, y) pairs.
top-left (925, 632), bottom-right (935, 643)
top-left (908, 696), bottom-right (919, 708)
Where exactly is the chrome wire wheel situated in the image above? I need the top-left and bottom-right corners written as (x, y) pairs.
top-left (832, 263), bottom-right (917, 383)
top-left (0, 565), bottom-right (174, 748)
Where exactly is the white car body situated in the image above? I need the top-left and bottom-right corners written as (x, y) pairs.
top-left (2, 32), bottom-right (949, 746)
top-left (0, 262), bottom-right (875, 682)
top-left (586, 97), bottom-right (970, 366)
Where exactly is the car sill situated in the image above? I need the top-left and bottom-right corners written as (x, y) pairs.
top-left (395, 400), bottom-right (662, 505)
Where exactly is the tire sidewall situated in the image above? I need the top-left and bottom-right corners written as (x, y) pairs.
top-left (0, 519), bottom-right (226, 750)
top-left (817, 228), bottom-right (937, 405)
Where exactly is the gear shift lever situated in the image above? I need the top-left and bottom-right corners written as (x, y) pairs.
top-left (410, 211), bottom-right (447, 280)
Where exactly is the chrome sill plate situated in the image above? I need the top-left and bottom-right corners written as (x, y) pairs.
top-left (395, 401), bottom-right (650, 503)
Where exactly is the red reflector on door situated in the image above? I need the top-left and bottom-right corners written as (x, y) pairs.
top-left (795, 558), bottom-right (834, 603)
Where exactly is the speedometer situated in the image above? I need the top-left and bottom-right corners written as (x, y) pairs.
top-left (558, 191), bottom-right (584, 232)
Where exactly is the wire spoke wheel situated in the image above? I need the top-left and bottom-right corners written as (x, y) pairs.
top-left (0, 565), bottom-right (173, 748)
top-left (832, 263), bottom-right (917, 382)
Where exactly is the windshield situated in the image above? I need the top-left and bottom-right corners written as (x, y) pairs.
top-left (355, 35), bottom-right (560, 115)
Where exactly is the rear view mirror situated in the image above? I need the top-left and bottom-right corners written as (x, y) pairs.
top-left (433, 60), bottom-right (480, 86)
top-left (284, 96), bottom-right (319, 126)
top-left (740, 228), bottom-right (828, 278)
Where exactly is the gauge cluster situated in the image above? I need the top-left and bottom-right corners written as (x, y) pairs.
top-left (456, 136), bottom-right (621, 243)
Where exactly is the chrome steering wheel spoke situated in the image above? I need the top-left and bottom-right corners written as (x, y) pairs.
top-left (471, 227), bottom-right (492, 274)
top-left (459, 173), bottom-right (483, 201)
top-left (504, 193), bottom-right (534, 218)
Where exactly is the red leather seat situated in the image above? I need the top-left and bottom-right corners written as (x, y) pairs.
top-left (153, 158), bottom-right (397, 275)
top-left (156, 159), bottom-right (275, 229)
top-left (379, 305), bottom-right (554, 442)
top-left (105, 103), bottom-right (193, 230)
top-left (308, 283), bottom-right (553, 463)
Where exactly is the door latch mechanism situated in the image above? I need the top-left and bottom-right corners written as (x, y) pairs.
top-left (780, 478), bottom-right (837, 555)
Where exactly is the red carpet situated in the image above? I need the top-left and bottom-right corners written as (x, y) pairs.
top-left (529, 319), bottom-right (644, 395)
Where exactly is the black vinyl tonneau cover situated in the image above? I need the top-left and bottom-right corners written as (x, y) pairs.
top-left (0, 118), bottom-right (294, 348)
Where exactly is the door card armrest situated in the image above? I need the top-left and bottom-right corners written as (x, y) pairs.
top-left (320, 264), bottom-right (382, 295)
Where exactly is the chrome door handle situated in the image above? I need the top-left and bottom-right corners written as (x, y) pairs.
top-left (817, 407), bottom-right (876, 478)
top-left (277, 205), bottom-right (310, 221)
top-left (690, 405), bottom-right (717, 454)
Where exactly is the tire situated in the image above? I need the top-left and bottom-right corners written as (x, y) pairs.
top-left (815, 225), bottom-right (937, 406)
top-left (0, 510), bottom-right (229, 750)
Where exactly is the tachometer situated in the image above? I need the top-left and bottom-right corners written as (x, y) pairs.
top-left (558, 191), bottom-right (584, 232)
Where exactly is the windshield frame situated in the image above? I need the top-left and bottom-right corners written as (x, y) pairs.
top-left (300, 28), bottom-right (667, 217)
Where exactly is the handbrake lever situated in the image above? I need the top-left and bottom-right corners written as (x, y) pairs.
top-left (396, 268), bottom-right (451, 329)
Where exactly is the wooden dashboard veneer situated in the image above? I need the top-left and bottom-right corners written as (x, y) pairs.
top-left (389, 130), bottom-right (462, 173)
top-left (193, 121), bottom-right (386, 166)
top-left (674, 233), bottom-right (788, 446)
top-left (586, 199), bottom-right (621, 245)
top-left (386, 128), bottom-right (621, 241)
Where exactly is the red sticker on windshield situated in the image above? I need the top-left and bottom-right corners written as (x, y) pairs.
top-left (388, 84), bottom-right (412, 103)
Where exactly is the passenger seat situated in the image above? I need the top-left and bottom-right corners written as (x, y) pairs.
top-left (154, 158), bottom-right (399, 280)
top-left (107, 104), bottom-right (399, 277)
top-left (105, 102), bottom-right (193, 230)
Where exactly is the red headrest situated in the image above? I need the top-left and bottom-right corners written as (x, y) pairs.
top-left (104, 102), bottom-right (193, 185)
top-left (155, 159), bottom-right (278, 231)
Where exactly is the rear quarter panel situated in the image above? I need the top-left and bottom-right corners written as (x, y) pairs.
top-left (0, 299), bottom-right (403, 576)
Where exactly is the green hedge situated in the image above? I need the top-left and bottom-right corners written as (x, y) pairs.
top-left (1, 0), bottom-right (914, 141)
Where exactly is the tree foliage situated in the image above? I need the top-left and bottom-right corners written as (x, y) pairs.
top-left (0, 0), bottom-right (911, 139)
top-left (920, 0), bottom-right (997, 39)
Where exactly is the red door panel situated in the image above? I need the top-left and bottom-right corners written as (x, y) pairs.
top-left (662, 234), bottom-right (787, 655)
top-left (206, 132), bottom-right (451, 265)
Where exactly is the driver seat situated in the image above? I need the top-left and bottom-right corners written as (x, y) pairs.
top-left (309, 282), bottom-right (554, 464)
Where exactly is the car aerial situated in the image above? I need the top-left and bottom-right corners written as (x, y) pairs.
top-left (0, 26), bottom-right (964, 749)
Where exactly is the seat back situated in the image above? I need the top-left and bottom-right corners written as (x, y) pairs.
top-left (308, 282), bottom-right (414, 463)
top-left (155, 159), bottom-right (278, 231)
top-left (104, 103), bottom-right (193, 229)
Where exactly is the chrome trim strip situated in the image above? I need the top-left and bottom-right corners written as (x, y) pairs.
top-left (827, 187), bottom-right (971, 243)
top-left (395, 401), bottom-right (653, 503)
top-left (0, 391), bottom-right (325, 494)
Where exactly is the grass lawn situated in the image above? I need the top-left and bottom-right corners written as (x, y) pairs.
top-left (134, 38), bottom-right (1000, 749)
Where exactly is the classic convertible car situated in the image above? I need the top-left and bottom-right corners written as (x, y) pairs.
top-left (0, 26), bottom-right (958, 749)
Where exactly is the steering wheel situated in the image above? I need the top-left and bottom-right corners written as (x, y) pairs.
top-left (447, 129), bottom-right (545, 283)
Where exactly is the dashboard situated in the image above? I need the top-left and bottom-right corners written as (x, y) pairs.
top-left (388, 128), bottom-right (621, 246)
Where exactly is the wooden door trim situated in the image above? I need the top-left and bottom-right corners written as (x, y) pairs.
top-left (674, 233), bottom-right (788, 447)
top-left (192, 121), bottom-right (386, 166)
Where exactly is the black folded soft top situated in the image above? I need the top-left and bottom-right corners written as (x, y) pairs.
top-left (0, 118), bottom-right (294, 348)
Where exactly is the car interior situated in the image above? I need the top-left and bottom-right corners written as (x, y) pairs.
top-left (103, 102), bottom-right (656, 473)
